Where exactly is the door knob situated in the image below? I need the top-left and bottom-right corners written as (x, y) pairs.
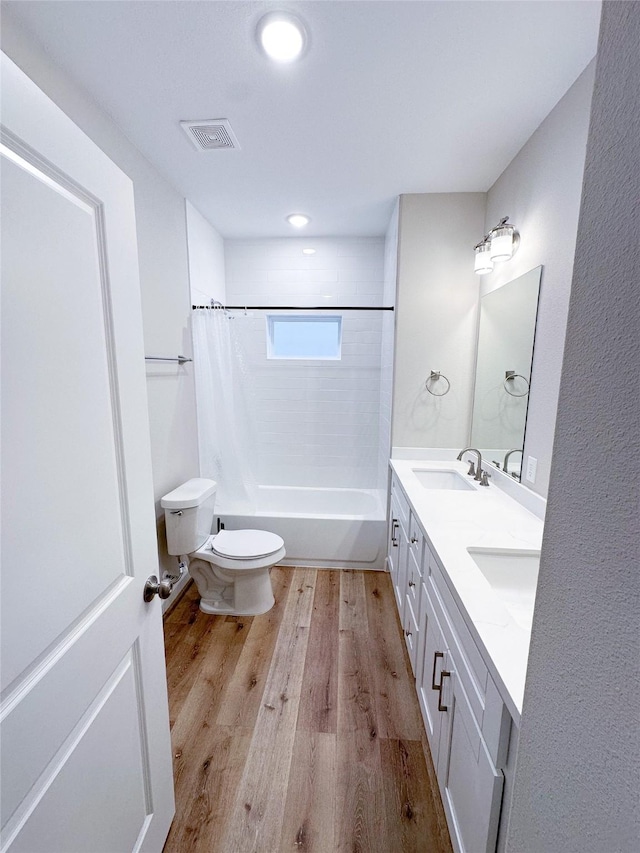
top-left (143, 575), bottom-right (173, 602)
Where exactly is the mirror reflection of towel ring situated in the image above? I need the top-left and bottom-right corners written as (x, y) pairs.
top-left (425, 370), bottom-right (451, 397)
top-left (504, 370), bottom-right (530, 397)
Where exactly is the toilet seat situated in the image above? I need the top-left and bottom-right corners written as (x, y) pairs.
top-left (209, 529), bottom-right (285, 560)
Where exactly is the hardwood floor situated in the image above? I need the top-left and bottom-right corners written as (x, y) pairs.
top-left (163, 568), bottom-right (452, 853)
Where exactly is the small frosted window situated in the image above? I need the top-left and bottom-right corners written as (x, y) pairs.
top-left (267, 315), bottom-right (342, 360)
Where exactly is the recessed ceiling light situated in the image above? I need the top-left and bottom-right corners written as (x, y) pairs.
top-left (302, 248), bottom-right (316, 255)
top-left (257, 12), bottom-right (307, 63)
top-left (287, 214), bottom-right (310, 228)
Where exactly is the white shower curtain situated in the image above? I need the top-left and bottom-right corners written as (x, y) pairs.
top-left (192, 308), bottom-right (258, 513)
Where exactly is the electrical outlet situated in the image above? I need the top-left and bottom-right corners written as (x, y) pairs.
top-left (525, 456), bottom-right (537, 483)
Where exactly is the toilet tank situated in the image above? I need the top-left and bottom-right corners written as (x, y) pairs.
top-left (161, 478), bottom-right (217, 556)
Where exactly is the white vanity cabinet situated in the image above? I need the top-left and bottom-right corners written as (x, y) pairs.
top-left (388, 471), bottom-right (513, 853)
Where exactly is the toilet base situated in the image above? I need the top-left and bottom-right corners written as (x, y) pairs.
top-left (187, 555), bottom-right (278, 617)
top-left (198, 589), bottom-right (274, 616)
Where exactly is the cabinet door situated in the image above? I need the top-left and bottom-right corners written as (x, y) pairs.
top-left (387, 493), bottom-right (401, 579)
top-left (393, 516), bottom-right (409, 616)
top-left (417, 581), bottom-right (449, 762)
top-left (437, 670), bottom-right (504, 853)
top-left (406, 550), bottom-right (420, 614)
top-left (403, 593), bottom-right (419, 675)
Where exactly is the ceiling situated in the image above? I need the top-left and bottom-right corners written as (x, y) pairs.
top-left (5, 1), bottom-right (601, 238)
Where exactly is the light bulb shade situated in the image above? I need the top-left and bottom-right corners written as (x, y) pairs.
top-left (489, 224), bottom-right (517, 261)
top-left (474, 241), bottom-right (494, 275)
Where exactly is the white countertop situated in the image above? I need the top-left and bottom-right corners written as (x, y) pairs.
top-left (390, 457), bottom-right (545, 723)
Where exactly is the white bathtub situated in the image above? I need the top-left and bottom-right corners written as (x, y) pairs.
top-left (217, 486), bottom-right (387, 570)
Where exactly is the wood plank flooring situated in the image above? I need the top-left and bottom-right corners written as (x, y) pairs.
top-left (163, 568), bottom-right (452, 853)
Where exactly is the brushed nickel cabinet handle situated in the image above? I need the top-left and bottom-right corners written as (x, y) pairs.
top-left (437, 670), bottom-right (451, 712)
top-left (411, 535), bottom-right (419, 544)
top-left (431, 651), bottom-right (444, 690)
top-left (391, 519), bottom-right (399, 546)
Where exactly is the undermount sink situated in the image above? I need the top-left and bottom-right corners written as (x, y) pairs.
top-left (412, 468), bottom-right (477, 491)
top-left (467, 547), bottom-right (541, 630)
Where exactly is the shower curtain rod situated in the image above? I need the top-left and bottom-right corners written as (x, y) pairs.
top-left (192, 305), bottom-right (394, 311)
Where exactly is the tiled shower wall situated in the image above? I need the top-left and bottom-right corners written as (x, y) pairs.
top-left (224, 237), bottom-right (389, 489)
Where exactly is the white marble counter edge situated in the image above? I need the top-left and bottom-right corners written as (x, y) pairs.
top-left (390, 457), bottom-right (545, 724)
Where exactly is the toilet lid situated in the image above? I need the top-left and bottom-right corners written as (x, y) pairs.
top-left (211, 529), bottom-right (284, 559)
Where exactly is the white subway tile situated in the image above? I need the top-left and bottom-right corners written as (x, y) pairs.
top-left (215, 235), bottom-right (389, 490)
top-left (339, 267), bottom-right (385, 282)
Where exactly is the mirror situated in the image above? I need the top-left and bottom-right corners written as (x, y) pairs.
top-left (470, 266), bottom-right (542, 479)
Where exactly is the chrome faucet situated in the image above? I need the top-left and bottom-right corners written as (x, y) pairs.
top-left (503, 448), bottom-right (523, 479)
top-left (457, 447), bottom-right (483, 481)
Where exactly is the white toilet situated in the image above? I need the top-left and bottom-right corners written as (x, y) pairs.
top-left (161, 478), bottom-right (285, 615)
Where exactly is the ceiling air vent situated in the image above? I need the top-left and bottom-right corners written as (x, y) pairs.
top-left (180, 119), bottom-right (240, 151)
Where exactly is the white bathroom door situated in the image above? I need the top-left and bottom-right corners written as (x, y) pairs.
top-left (0, 54), bottom-right (175, 852)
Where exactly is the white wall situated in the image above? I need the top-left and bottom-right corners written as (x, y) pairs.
top-left (225, 237), bottom-right (386, 489)
top-left (506, 4), bottom-right (640, 849)
top-left (484, 61), bottom-right (596, 496)
top-left (392, 193), bottom-right (486, 448)
top-left (185, 201), bottom-right (226, 306)
top-left (379, 201), bottom-right (399, 485)
top-left (1, 13), bottom-right (199, 599)
top-left (391, 64), bottom-right (595, 495)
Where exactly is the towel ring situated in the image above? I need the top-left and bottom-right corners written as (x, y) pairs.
top-left (425, 370), bottom-right (451, 397)
top-left (504, 371), bottom-right (530, 398)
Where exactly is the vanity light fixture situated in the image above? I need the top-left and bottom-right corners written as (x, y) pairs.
top-left (257, 12), bottom-right (307, 63)
top-left (474, 216), bottom-right (520, 274)
top-left (287, 213), bottom-right (310, 228)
